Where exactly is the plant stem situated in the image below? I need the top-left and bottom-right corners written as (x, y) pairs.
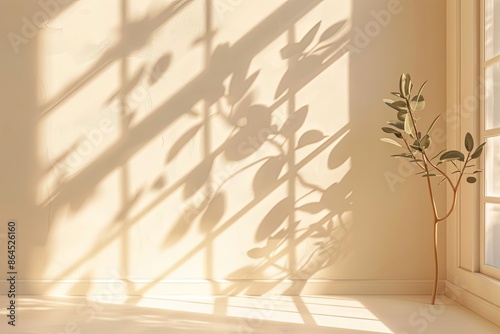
top-left (402, 138), bottom-right (426, 171)
top-left (426, 158), bottom-right (455, 190)
top-left (437, 189), bottom-right (458, 222)
top-left (422, 151), bottom-right (440, 305)
top-left (423, 153), bottom-right (462, 304)
top-left (407, 98), bottom-right (442, 304)
top-left (424, 158), bottom-right (439, 305)
top-left (431, 218), bottom-right (438, 305)
top-left (422, 156), bottom-right (438, 217)
top-left (391, 83), bottom-right (484, 305)
top-left (403, 95), bottom-right (469, 304)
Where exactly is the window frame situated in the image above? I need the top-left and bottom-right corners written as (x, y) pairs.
top-left (479, 0), bottom-right (500, 279)
top-left (445, 0), bottom-right (500, 326)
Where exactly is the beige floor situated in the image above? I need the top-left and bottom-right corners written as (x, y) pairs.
top-left (0, 294), bottom-right (499, 333)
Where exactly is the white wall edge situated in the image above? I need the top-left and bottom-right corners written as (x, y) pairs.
top-left (446, 279), bottom-right (500, 327)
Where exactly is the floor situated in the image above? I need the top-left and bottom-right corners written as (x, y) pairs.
top-left (1, 295), bottom-right (499, 333)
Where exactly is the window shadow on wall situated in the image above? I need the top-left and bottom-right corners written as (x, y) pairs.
top-left (24, 0), bottom-right (358, 307)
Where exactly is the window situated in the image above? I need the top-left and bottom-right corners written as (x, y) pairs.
top-left (481, 0), bottom-right (500, 279)
top-left (446, 0), bottom-right (500, 325)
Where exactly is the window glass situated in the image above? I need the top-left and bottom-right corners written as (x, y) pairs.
top-left (485, 203), bottom-right (500, 269)
top-left (485, 0), bottom-right (500, 60)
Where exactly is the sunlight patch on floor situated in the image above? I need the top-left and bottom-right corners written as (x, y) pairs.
top-left (133, 295), bottom-right (393, 333)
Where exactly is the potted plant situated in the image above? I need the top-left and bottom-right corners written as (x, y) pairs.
top-left (381, 73), bottom-right (485, 304)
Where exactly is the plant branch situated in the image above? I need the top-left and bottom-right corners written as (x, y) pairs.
top-left (405, 96), bottom-right (421, 138)
top-left (383, 74), bottom-right (487, 305)
top-left (425, 158), bottom-right (455, 190)
top-left (454, 152), bottom-right (471, 191)
top-left (422, 154), bottom-right (438, 221)
top-left (402, 138), bottom-right (426, 171)
top-left (436, 189), bottom-right (458, 222)
top-left (436, 152), bottom-right (471, 222)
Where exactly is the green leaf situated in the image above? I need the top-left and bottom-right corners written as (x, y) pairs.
top-left (387, 120), bottom-right (405, 130)
top-left (412, 80), bottom-right (427, 111)
top-left (400, 73), bottom-right (413, 97)
top-left (381, 138), bottom-right (402, 147)
top-left (473, 170), bottom-right (483, 174)
top-left (399, 73), bottom-right (407, 97)
top-left (471, 142), bottom-right (486, 159)
top-left (466, 176), bottom-right (477, 184)
top-left (465, 132), bottom-right (474, 152)
top-left (391, 92), bottom-right (403, 98)
top-left (382, 127), bottom-right (401, 135)
top-left (440, 150), bottom-right (465, 162)
top-left (410, 140), bottom-right (421, 151)
top-left (406, 74), bottom-right (414, 97)
top-left (426, 114), bottom-right (442, 135)
top-left (397, 111), bottom-right (407, 121)
top-left (404, 113), bottom-right (415, 138)
top-left (410, 95), bottom-right (425, 111)
top-left (410, 145), bottom-right (422, 152)
top-left (391, 153), bottom-right (412, 158)
top-left (420, 134), bottom-right (431, 150)
top-left (384, 99), bottom-right (408, 112)
top-left (471, 147), bottom-right (483, 159)
top-left (422, 174), bottom-right (437, 177)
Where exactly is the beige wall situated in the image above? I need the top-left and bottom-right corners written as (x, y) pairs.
top-left (0, 0), bottom-right (446, 296)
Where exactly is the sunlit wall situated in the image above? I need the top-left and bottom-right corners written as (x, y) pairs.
top-left (0, 0), bottom-right (446, 296)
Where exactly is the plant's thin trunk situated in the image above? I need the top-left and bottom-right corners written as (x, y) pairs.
top-left (422, 153), bottom-right (439, 305)
top-left (431, 220), bottom-right (438, 305)
top-left (405, 97), bottom-right (467, 305)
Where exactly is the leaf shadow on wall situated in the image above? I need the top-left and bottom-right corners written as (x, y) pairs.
top-left (38, 0), bottom-right (356, 300)
top-left (158, 14), bottom-right (354, 296)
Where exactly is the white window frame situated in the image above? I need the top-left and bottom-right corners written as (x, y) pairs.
top-left (446, 0), bottom-right (500, 326)
top-left (479, 0), bottom-right (500, 280)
